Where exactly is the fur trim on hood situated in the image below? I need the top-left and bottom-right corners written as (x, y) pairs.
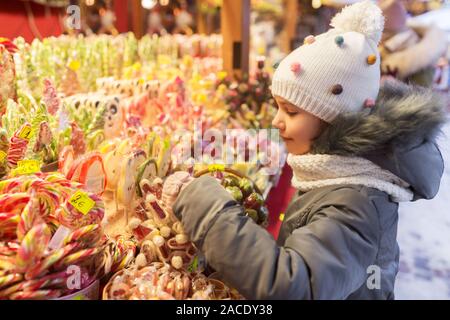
top-left (381, 24), bottom-right (448, 79)
top-left (311, 79), bottom-right (448, 200)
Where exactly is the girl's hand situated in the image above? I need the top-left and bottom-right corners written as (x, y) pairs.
top-left (161, 171), bottom-right (194, 216)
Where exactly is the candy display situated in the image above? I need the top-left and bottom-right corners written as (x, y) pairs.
top-left (104, 263), bottom-right (243, 300)
top-left (0, 30), bottom-right (285, 300)
top-left (0, 173), bottom-right (131, 299)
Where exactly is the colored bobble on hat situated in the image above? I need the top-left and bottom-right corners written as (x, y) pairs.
top-left (290, 62), bottom-right (301, 74)
top-left (335, 36), bottom-right (344, 47)
top-left (364, 98), bottom-right (375, 108)
top-left (304, 35), bottom-right (315, 45)
top-left (367, 54), bottom-right (377, 65)
top-left (331, 84), bottom-right (343, 95)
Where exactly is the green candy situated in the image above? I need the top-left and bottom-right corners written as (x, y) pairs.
top-left (239, 178), bottom-right (253, 197)
top-left (245, 209), bottom-right (259, 223)
top-left (226, 186), bottom-right (243, 202)
top-left (221, 175), bottom-right (240, 188)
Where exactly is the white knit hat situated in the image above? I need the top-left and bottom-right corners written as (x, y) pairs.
top-left (271, 0), bottom-right (385, 123)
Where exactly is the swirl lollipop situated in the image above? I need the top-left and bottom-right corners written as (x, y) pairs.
top-left (55, 192), bottom-right (104, 229)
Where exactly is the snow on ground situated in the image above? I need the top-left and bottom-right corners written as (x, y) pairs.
top-left (395, 119), bottom-right (450, 299)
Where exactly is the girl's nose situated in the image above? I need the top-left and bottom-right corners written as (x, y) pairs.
top-left (272, 111), bottom-right (286, 131)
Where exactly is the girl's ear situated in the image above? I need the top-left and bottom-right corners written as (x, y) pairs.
top-left (312, 119), bottom-right (329, 140)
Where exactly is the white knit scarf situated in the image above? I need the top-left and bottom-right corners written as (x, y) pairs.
top-left (287, 153), bottom-right (414, 202)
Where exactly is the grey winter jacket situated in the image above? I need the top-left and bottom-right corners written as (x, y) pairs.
top-left (173, 80), bottom-right (447, 300)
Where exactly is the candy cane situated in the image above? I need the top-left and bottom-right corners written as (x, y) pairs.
top-left (63, 224), bottom-right (101, 247)
top-left (16, 223), bottom-right (52, 272)
top-left (16, 192), bottom-right (41, 241)
top-left (24, 243), bottom-right (79, 280)
top-left (9, 289), bottom-right (62, 300)
top-left (56, 247), bottom-right (101, 269)
top-left (0, 273), bottom-right (23, 290)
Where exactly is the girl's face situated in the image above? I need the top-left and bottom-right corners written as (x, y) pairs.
top-left (272, 96), bottom-right (327, 155)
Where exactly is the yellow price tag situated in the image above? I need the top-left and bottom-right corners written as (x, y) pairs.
top-left (0, 150), bottom-right (7, 162)
top-left (14, 160), bottom-right (40, 176)
top-left (68, 60), bottom-right (81, 71)
top-left (69, 190), bottom-right (95, 216)
top-left (279, 213), bottom-right (285, 221)
top-left (18, 125), bottom-right (32, 140)
top-left (208, 164), bottom-right (225, 172)
top-left (218, 71), bottom-right (228, 81)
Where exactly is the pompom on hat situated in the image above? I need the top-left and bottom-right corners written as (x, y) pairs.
top-left (271, 0), bottom-right (385, 123)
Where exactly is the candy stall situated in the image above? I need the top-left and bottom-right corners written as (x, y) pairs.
top-left (0, 24), bottom-right (284, 300)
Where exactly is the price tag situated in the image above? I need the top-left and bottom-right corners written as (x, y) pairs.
top-left (218, 71), bottom-right (228, 81)
top-left (14, 160), bottom-right (40, 175)
top-left (187, 256), bottom-right (198, 273)
top-left (0, 150), bottom-right (7, 162)
top-left (69, 190), bottom-right (95, 215)
top-left (68, 60), bottom-right (81, 71)
top-left (207, 164), bottom-right (225, 172)
top-left (279, 213), bottom-right (285, 222)
top-left (18, 125), bottom-right (32, 140)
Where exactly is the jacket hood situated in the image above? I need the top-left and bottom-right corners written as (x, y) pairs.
top-left (311, 79), bottom-right (448, 200)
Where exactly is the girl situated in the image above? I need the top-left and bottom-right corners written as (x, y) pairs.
top-left (164, 1), bottom-right (447, 299)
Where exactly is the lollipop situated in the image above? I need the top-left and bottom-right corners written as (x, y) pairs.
top-left (7, 124), bottom-right (31, 169)
top-left (0, 212), bottom-right (20, 239)
top-left (55, 192), bottom-right (104, 229)
top-left (70, 122), bottom-right (86, 156)
top-left (67, 153), bottom-right (107, 195)
top-left (42, 79), bottom-right (60, 116)
top-left (0, 193), bottom-right (30, 215)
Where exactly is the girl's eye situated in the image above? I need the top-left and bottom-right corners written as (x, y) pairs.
top-left (286, 110), bottom-right (298, 116)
